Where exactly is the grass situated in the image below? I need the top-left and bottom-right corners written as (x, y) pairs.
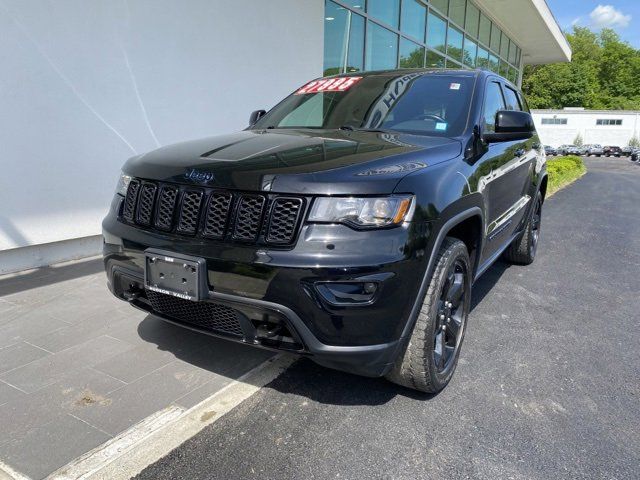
top-left (547, 155), bottom-right (587, 196)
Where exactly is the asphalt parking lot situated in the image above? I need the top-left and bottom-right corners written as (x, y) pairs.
top-left (136, 156), bottom-right (640, 480)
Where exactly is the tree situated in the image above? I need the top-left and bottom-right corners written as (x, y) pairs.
top-left (629, 135), bottom-right (640, 148)
top-left (573, 133), bottom-right (584, 146)
top-left (522, 27), bottom-right (640, 110)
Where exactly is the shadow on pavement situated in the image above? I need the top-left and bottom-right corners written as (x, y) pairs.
top-left (0, 257), bottom-right (103, 296)
top-left (135, 259), bottom-right (511, 406)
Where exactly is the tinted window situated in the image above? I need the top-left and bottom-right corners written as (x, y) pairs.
top-left (465, 2), bottom-right (480, 38)
top-left (463, 37), bottom-right (477, 67)
top-left (366, 22), bottom-right (399, 70)
top-left (253, 74), bottom-right (476, 137)
top-left (503, 86), bottom-right (521, 111)
top-left (478, 13), bottom-right (491, 46)
top-left (399, 38), bottom-right (425, 68)
top-left (426, 11), bottom-right (447, 53)
top-left (449, 0), bottom-right (466, 27)
top-left (447, 26), bottom-right (464, 62)
top-left (368, 0), bottom-right (400, 27)
top-left (430, 0), bottom-right (449, 15)
top-left (483, 81), bottom-right (505, 133)
top-left (401, 0), bottom-right (426, 41)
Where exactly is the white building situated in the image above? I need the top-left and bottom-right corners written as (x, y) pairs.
top-left (0, 0), bottom-right (571, 274)
top-left (532, 108), bottom-right (640, 147)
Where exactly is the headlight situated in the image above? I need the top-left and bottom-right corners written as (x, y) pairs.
top-left (308, 195), bottom-right (414, 228)
top-left (115, 172), bottom-right (132, 196)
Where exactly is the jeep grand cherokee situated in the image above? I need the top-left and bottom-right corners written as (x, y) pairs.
top-left (103, 70), bottom-right (546, 393)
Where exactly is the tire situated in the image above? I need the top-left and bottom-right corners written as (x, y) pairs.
top-left (503, 191), bottom-right (543, 265)
top-left (386, 238), bottom-right (471, 393)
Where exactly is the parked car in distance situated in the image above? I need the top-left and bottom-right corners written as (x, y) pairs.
top-left (631, 149), bottom-right (640, 162)
top-left (558, 144), bottom-right (580, 156)
top-left (603, 146), bottom-right (622, 157)
top-left (621, 146), bottom-right (633, 156)
top-left (544, 145), bottom-right (557, 156)
top-left (103, 69), bottom-right (547, 393)
top-left (587, 144), bottom-right (604, 156)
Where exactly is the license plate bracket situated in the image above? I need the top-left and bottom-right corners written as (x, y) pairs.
top-left (144, 249), bottom-right (208, 302)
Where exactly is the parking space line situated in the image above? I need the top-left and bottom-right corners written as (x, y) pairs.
top-left (47, 354), bottom-right (295, 480)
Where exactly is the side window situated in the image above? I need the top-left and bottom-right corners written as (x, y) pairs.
top-left (503, 86), bottom-right (522, 111)
top-left (483, 81), bottom-right (506, 133)
top-left (517, 92), bottom-right (531, 113)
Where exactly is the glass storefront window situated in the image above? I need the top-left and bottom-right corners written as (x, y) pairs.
top-left (366, 22), bottom-right (399, 70)
top-left (368, 0), bottom-right (400, 28)
top-left (400, 38), bottom-right (425, 68)
top-left (401, 0), bottom-right (426, 42)
top-left (465, 2), bottom-right (479, 39)
top-left (447, 26), bottom-right (464, 62)
top-left (476, 46), bottom-right (489, 69)
top-left (500, 60), bottom-right (509, 77)
top-left (490, 23), bottom-right (501, 52)
top-left (449, 0), bottom-right (466, 28)
top-left (426, 49), bottom-right (446, 68)
top-left (426, 11), bottom-right (447, 53)
top-left (508, 40), bottom-right (517, 64)
top-left (488, 53), bottom-right (499, 73)
top-left (323, 1), bottom-right (365, 76)
top-left (446, 59), bottom-right (462, 69)
top-left (430, 0), bottom-right (449, 16)
top-left (463, 37), bottom-right (477, 67)
top-left (500, 32), bottom-right (509, 58)
top-left (478, 13), bottom-right (491, 46)
top-left (341, 0), bottom-right (366, 11)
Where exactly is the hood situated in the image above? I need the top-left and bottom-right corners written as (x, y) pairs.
top-left (123, 129), bottom-right (462, 195)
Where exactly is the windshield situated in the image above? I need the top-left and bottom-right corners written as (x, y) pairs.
top-left (252, 73), bottom-right (475, 137)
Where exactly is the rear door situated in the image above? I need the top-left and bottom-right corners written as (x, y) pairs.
top-left (476, 79), bottom-right (537, 265)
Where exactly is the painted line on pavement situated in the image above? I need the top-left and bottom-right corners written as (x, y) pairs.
top-left (47, 354), bottom-right (295, 480)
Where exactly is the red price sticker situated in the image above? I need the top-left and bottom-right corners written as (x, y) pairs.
top-left (295, 76), bottom-right (363, 95)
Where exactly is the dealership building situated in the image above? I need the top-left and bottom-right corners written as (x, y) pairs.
top-left (0, 0), bottom-right (571, 274)
top-left (532, 108), bottom-right (640, 147)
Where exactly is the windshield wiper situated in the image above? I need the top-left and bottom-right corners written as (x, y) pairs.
top-left (339, 126), bottom-right (391, 133)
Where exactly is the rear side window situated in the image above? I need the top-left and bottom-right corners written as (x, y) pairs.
top-left (483, 81), bottom-right (505, 133)
top-left (503, 86), bottom-right (522, 111)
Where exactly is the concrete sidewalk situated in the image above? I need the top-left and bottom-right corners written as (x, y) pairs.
top-left (0, 258), bottom-right (273, 479)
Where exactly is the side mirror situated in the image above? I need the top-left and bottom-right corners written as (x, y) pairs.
top-left (483, 110), bottom-right (535, 143)
top-left (249, 109), bottom-right (267, 126)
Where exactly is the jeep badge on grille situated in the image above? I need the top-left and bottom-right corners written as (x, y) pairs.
top-left (185, 168), bottom-right (215, 184)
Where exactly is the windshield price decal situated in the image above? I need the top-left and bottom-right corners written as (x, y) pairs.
top-left (295, 76), bottom-right (363, 95)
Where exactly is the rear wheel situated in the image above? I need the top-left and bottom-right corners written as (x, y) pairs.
top-left (386, 238), bottom-right (471, 393)
top-left (503, 191), bottom-right (542, 265)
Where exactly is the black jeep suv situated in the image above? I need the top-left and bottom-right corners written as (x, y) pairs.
top-left (103, 70), bottom-right (546, 393)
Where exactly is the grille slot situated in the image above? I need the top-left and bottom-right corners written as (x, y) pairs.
top-left (136, 183), bottom-right (157, 226)
top-left (233, 195), bottom-right (266, 241)
top-left (146, 290), bottom-right (244, 337)
top-left (177, 190), bottom-right (204, 235)
top-left (202, 192), bottom-right (232, 239)
top-left (267, 198), bottom-right (303, 244)
top-left (154, 186), bottom-right (179, 231)
top-left (122, 180), bottom-right (141, 222)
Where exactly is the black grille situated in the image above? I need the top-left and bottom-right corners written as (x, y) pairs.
top-left (146, 290), bottom-right (243, 337)
top-left (155, 186), bottom-right (179, 231)
top-left (233, 195), bottom-right (265, 241)
top-left (118, 178), bottom-right (303, 246)
top-left (267, 198), bottom-right (303, 244)
top-left (202, 192), bottom-right (232, 239)
top-left (177, 190), bottom-right (204, 235)
top-left (122, 180), bottom-right (141, 222)
top-left (136, 183), bottom-right (157, 226)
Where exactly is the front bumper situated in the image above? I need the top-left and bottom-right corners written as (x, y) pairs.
top-left (102, 205), bottom-right (430, 377)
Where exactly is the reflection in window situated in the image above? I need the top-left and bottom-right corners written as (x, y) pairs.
top-left (341, 0), bottom-right (366, 11)
top-left (478, 13), bottom-right (491, 46)
top-left (476, 46), bottom-right (489, 69)
top-left (500, 32), bottom-right (509, 58)
top-left (488, 54), bottom-right (499, 73)
top-left (465, 2), bottom-right (480, 38)
top-left (500, 60), bottom-right (509, 77)
top-left (483, 81), bottom-right (505, 133)
top-left (430, 0), bottom-right (449, 15)
top-left (426, 11), bottom-right (447, 53)
top-left (366, 22), bottom-right (399, 70)
top-left (446, 59), bottom-right (462, 69)
top-left (401, 0), bottom-right (426, 42)
top-left (447, 26), bottom-right (464, 62)
top-left (400, 38), bottom-right (425, 68)
top-left (463, 37), bottom-right (477, 67)
top-left (508, 40), bottom-right (517, 64)
top-left (490, 23), bottom-right (501, 52)
top-left (426, 49), bottom-right (446, 68)
top-left (323, 1), bottom-right (365, 75)
top-left (449, 0), bottom-right (466, 27)
top-left (368, 0), bottom-right (400, 28)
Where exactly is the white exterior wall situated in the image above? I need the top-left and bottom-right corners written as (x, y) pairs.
top-left (532, 109), bottom-right (640, 147)
top-left (0, 0), bottom-right (323, 263)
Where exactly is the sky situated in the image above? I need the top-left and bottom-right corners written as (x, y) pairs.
top-left (546, 0), bottom-right (640, 48)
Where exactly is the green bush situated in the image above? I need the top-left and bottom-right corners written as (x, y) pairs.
top-left (547, 156), bottom-right (586, 195)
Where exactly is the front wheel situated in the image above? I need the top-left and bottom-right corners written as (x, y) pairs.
top-left (503, 191), bottom-right (543, 265)
top-left (386, 238), bottom-right (471, 393)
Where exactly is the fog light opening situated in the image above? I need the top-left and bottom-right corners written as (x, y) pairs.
top-left (315, 281), bottom-right (379, 306)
